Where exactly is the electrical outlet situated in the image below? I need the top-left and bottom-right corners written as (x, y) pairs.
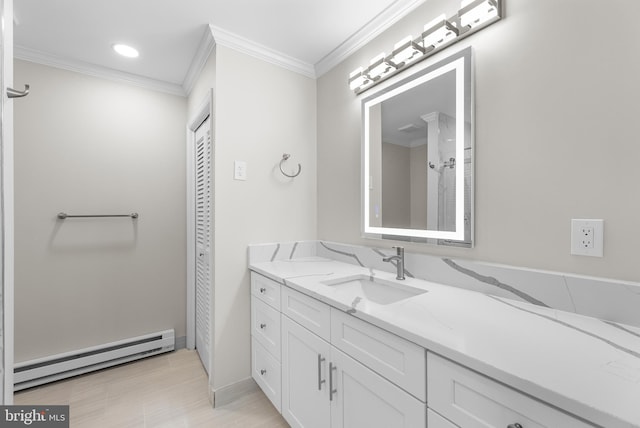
top-left (579, 226), bottom-right (594, 248)
top-left (571, 219), bottom-right (603, 257)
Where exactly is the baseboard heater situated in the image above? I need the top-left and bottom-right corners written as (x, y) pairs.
top-left (14, 329), bottom-right (175, 391)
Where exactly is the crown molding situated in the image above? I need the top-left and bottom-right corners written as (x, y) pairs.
top-left (209, 24), bottom-right (315, 78)
top-left (182, 26), bottom-right (216, 96)
top-left (315, 0), bottom-right (427, 77)
top-left (14, 45), bottom-right (186, 97)
top-left (15, 0), bottom-right (426, 94)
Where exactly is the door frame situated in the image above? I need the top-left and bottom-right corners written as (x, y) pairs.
top-left (1, 0), bottom-right (15, 404)
top-left (186, 90), bottom-right (213, 353)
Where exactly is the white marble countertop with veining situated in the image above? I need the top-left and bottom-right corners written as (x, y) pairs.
top-left (249, 257), bottom-right (640, 428)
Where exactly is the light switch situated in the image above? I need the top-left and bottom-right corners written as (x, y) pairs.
top-left (234, 160), bottom-right (247, 181)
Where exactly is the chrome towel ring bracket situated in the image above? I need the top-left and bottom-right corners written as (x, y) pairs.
top-left (279, 153), bottom-right (302, 178)
top-left (7, 84), bottom-right (30, 98)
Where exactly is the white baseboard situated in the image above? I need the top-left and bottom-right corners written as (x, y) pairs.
top-left (211, 377), bottom-right (258, 408)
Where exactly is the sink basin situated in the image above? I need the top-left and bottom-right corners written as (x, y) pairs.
top-left (321, 274), bottom-right (427, 305)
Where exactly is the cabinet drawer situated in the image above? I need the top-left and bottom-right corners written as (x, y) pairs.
top-left (331, 308), bottom-right (426, 402)
top-left (251, 273), bottom-right (281, 310)
top-left (281, 286), bottom-right (330, 341)
top-left (252, 338), bottom-right (281, 412)
top-left (251, 296), bottom-right (281, 360)
top-left (428, 409), bottom-right (458, 428)
top-left (427, 352), bottom-right (592, 428)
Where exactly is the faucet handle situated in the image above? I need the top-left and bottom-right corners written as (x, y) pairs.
top-left (392, 246), bottom-right (404, 254)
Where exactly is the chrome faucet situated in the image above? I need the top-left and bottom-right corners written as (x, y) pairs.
top-left (382, 246), bottom-right (405, 280)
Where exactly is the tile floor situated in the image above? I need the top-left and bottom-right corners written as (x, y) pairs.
top-left (14, 349), bottom-right (289, 427)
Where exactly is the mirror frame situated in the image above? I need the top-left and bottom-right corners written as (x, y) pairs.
top-left (361, 47), bottom-right (473, 243)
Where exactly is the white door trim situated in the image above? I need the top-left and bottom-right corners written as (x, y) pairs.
top-left (1, 0), bottom-right (15, 404)
top-left (186, 90), bottom-right (213, 351)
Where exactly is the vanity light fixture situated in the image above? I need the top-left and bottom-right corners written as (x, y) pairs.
top-left (367, 53), bottom-right (396, 80)
top-left (459, 0), bottom-right (499, 28)
top-left (349, 67), bottom-right (371, 91)
top-left (390, 36), bottom-right (426, 67)
top-left (348, 0), bottom-right (502, 94)
top-left (422, 15), bottom-right (459, 49)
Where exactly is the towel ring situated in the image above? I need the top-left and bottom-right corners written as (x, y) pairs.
top-left (279, 153), bottom-right (302, 178)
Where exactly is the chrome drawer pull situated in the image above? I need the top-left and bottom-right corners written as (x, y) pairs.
top-left (329, 363), bottom-right (337, 401)
top-left (260, 369), bottom-right (267, 376)
top-left (260, 323), bottom-right (267, 329)
top-left (507, 424), bottom-right (523, 428)
top-left (317, 354), bottom-right (326, 390)
top-left (259, 287), bottom-right (266, 293)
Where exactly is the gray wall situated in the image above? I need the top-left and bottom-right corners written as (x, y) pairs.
top-left (13, 60), bottom-right (187, 362)
top-left (188, 44), bottom-right (317, 392)
top-left (318, 0), bottom-right (640, 281)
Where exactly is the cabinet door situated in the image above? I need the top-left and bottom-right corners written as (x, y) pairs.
top-left (281, 315), bottom-right (331, 428)
top-left (330, 347), bottom-right (426, 428)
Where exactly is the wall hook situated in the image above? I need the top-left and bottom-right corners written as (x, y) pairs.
top-left (7, 84), bottom-right (30, 99)
top-left (279, 153), bottom-right (302, 178)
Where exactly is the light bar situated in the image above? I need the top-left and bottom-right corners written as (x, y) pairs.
top-left (347, 0), bottom-right (502, 94)
top-left (368, 53), bottom-right (396, 80)
top-left (459, 0), bottom-right (499, 28)
top-left (422, 14), bottom-right (459, 49)
top-left (349, 67), bottom-right (371, 91)
top-left (390, 36), bottom-right (426, 67)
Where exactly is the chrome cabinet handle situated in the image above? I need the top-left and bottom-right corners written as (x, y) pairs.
top-left (7, 84), bottom-right (29, 99)
top-left (507, 424), bottom-right (523, 428)
top-left (259, 323), bottom-right (266, 329)
top-left (260, 369), bottom-right (266, 375)
top-left (329, 363), bottom-right (337, 401)
top-left (259, 287), bottom-right (266, 293)
top-left (317, 354), bottom-right (326, 390)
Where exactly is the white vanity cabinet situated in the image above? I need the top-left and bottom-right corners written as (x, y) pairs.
top-left (250, 274), bottom-right (283, 411)
top-left (250, 271), bottom-right (593, 428)
top-left (427, 352), bottom-right (593, 428)
top-left (280, 286), bottom-right (425, 428)
top-left (251, 272), bottom-right (426, 428)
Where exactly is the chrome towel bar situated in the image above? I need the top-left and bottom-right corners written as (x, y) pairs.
top-left (57, 212), bottom-right (139, 220)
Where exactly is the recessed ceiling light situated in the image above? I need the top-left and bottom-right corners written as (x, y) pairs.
top-left (113, 44), bottom-right (139, 58)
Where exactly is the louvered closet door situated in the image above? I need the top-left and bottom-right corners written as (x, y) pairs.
top-left (194, 117), bottom-right (212, 374)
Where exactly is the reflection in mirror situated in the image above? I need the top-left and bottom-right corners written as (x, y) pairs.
top-left (362, 48), bottom-right (473, 246)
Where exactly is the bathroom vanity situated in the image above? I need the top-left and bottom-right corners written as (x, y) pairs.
top-left (249, 245), bottom-right (640, 428)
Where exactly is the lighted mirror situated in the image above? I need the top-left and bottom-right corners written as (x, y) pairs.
top-left (362, 47), bottom-right (473, 246)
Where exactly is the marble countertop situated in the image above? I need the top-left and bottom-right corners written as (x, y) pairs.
top-left (250, 257), bottom-right (640, 428)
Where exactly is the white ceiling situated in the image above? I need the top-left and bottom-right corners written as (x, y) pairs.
top-left (13, 0), bottom-right (426, 95)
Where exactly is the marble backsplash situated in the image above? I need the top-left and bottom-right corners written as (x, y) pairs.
top-left (248, 240), bottom-right (640, 328)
